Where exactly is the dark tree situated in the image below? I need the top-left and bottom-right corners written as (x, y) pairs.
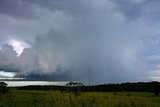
top-left (65, 82), bottom-right (83, 96)
top-left (0, 82), bottom-right (8, 94)
top-left (151, 81), bottom-right (160, 96)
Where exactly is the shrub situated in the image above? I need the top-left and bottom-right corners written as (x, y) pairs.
top-left (0, 82), bottom-right (8, 94)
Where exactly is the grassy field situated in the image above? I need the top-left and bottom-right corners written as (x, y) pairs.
top-left (0, 90), bottom-right (160, 107)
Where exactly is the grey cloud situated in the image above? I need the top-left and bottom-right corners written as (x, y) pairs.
top-left (0, 44), bottom-right (18, 71)
top-left (111, 0), bottom-right (160, 22)
top-left (16, 25), bottom-right (146, 83)
top-left (0, 26), bottom-right (146, 83)
top-left (0, 0), bottom-right (37, 19)
top-left (0, 0), bottom-right (76, 45)
top-left (24, 0), bottom-right (95, 16)
top-left (0, 0), bottom-right (158, 83)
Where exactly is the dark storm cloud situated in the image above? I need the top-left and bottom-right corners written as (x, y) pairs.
top-left (15, 28), bottom-right (146, 83)
top-left (24, 0), bottom-right (94, 15)
top-left (0, 0), bottom-right (37, 19)
top-left (111, 0), bottom-right (160, 22)
top-left (0, 0), bottom-right (160, 82)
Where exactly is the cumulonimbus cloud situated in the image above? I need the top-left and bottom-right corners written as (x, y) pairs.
top-left (1, 0), bottom-right (160, 83)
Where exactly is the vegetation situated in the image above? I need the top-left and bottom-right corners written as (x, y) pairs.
top-left (18, 81), bottom-right (160, 96)
top-left (0, 81), bottom-right (160, 106)
top-left (0, 90), bottom-right (160, 107)
top-left (0, 82), bottom-right (8, 94)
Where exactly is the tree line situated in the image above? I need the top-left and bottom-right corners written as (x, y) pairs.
top-left (16, 81), bottom-right (160, 96)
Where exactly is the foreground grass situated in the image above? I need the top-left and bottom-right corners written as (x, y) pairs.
top-left (0, 90), bottom-right (160, 107)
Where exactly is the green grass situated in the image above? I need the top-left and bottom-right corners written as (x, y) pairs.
top-left (0, 90), bottom-right (160, 107)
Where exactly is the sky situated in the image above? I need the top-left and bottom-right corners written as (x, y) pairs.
top-left (0, 0), bottom-right (160, 83)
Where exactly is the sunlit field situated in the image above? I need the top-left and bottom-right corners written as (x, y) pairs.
top-left (0, 90), bottom-right (160, 107)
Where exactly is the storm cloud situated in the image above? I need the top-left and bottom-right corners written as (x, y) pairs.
top-left (0, 0), bottom-right (160, 83)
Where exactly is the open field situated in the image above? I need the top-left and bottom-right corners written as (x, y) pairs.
top-left (0, 90), bottom-right (160, 107)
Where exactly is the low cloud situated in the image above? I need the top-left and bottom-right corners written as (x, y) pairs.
top-left (0, 44), bottom-right (18, 71)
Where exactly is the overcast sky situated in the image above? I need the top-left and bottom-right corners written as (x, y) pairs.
top-left (0, 0), bottom-right (160, 83)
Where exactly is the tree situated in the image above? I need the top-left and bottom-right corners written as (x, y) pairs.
top-left (66, 82), bottom-right (83, 87)
top-left (151, 81), bottom-right (160, 96)
top-left (0, 82), bottom-right (8, 94)
top-left (65, 82), bottom-right (83, 96)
